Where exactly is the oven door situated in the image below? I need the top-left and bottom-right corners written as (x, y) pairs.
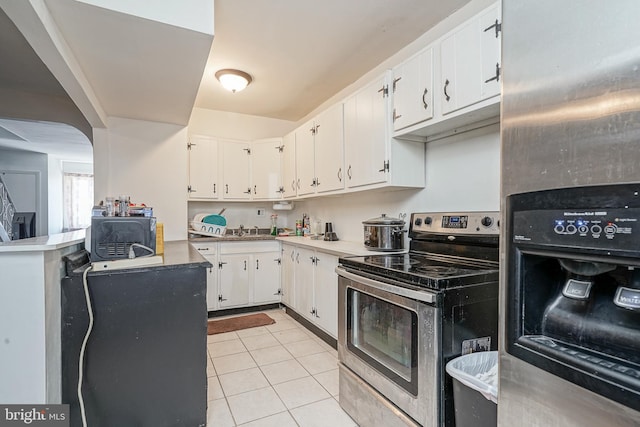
top-left (336, 267), bottom-right (441, 427)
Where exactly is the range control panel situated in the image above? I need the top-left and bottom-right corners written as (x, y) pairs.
top-left (411, 212), bottom-right (500, 235)
top-left (513, 208), bottom-right (639, 251)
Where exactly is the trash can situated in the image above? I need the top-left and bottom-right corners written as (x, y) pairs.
top-left (446, 351), bottom-right (498, 427)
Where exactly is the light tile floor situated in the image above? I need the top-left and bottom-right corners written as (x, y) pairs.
top-left (206, 308), bottom-right (358, 427)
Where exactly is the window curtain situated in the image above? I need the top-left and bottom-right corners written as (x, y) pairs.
top-left (63, 173), bottom-right (94, 231)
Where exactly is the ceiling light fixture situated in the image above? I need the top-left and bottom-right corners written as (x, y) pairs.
top-left (215, 69), bottom-right (252, 93)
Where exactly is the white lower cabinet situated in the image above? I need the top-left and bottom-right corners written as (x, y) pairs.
top-left (281, 244), bottom-right (296, 306)
top-left (190, 243), bottom-right (218, 311)
top-left (284, 244), bottom-right (338, 338)
top-left (253, 251), bottom-right (283, 304)
top-left (218, 241), bottom-right (281, 309)
top-left (192, 241), bottom-right (281, 311)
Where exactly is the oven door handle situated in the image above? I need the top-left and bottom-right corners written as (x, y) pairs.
top-left (335, 266), bottom-right (437, 304)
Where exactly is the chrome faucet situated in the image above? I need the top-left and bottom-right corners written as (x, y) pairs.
top-left (238, 224), bottom-right (245, 236)
top-left (253, 225), bottom-right (259, 235)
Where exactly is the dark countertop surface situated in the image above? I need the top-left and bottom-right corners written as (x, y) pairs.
top-left (70, 240), bottom-right (211, 276)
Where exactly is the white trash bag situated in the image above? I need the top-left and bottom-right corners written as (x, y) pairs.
top-left (446, 351), bottom-right (498, 403)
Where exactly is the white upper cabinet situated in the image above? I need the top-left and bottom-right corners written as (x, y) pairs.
top-left (294, 103), bottom-right (345, 197)
top-left (392, 47), bottom-right (434, 131)
top-left (344, 71), bottom-right (425, 190)
top-left (440, 3), bottom-right (501, 115)
top-left (188, 135), bottom-right (218, 200)
top-left (251, 138), bottom-right (283, 200)
top-left (295, 119), bottom-right (316, 196)
top-left (221, 139), bottom-right (251, 199)
top-left (479, 3), bottom-right (502, 100)
top-left (313, 103), bottom-right (345, 193)
top-left (344, 74), bottom-right (389, 188)
top-left (281, 131), bottom-right (297, 199)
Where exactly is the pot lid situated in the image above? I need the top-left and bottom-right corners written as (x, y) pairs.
top-left (363, 213), bottom-right (405, 225)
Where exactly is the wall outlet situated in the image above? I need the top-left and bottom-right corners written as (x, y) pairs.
top-left (257, 208), bottom-right (266, 216)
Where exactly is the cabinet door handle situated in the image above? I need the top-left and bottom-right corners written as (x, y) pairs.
top-left (337, 167), bottom-right (342, 182)
top-left (422, 88), bottom-right (429, 109)
top-left (297, 179), bottom-right (301, 189)
top-left (292, 180), bottom-right (296, 192)
top-left (254, 185), bottom-right (257, 194)
top-left (244, 260), bottom-right (247, 270)
top-left (392, 108), bottom-right (402, 122)
top-left (225, 184), bottom-right (229, 194)
top-left (392, 77), bottom-right (401, 92)
top-left (213, 183), bottom-right (216, 194)
top-left (484, 63), bottom-right (501, 83)
top-left (291, 251), bottom-right (295, 261)
top-left (296, 253), bottom-right (300, 263)
top-left (347, 165), bottom-right (352, 180)
top-left (244, 187), bottom-right (252, 194)
top-left (274, 289), bottom-right (282, 296)
top-left (256, 259), bottom-right (259, 270)
top-left (218, 295), bottom-right (228, 302)
top-left (315, 308), bottom-right (320, 318)
top-left (444, 79), bottom-right (451, 102)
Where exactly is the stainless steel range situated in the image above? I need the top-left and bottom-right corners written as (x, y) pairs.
top-left (336, 212), bottom-right (500, 427)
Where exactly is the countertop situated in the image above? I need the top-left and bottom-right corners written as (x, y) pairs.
top-left (188, 233), bottom-right (277, 243)
top-left (71, 240), bottom-right (211, 276)
top-left (191, 233), bottom-right (406, 257)
top-left (0, 230), bottom-right (85, 253)
top-left (276, 236), bottom-right (405, 257)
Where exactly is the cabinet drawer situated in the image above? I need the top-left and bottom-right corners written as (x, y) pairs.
top-left (190, 242), bottom-right (217, 255)
top-left (220, 241), bottom-right (280, 254)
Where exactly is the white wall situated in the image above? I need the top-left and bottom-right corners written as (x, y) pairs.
top-left (189, 108), bottom-right (296, 140)
top-left (93, 117), bottom-right (188, 241)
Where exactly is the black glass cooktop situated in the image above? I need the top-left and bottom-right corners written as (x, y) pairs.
top-left (339, 252), bottom-right (499, 290)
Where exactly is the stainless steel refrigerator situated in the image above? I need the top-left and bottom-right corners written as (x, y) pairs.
top-left (500, 1), bottom-right (640, 426)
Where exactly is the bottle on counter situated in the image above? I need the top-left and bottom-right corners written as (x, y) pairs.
top-left (303, 213), bottom-right (310, 236)
top-left (295, 219), bottom-right (303, 236)
top-left (270, 214), bottom-right (278, 236)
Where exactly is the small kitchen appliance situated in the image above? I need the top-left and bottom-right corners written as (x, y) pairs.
top-left (336, 211), bottom-right (500, 427)
top-left (89, 216), bottom-right (156, 261)
top-left (505, 184), bottom-right (640, 411)
top-left (362, 213), bottom-right (406, 251)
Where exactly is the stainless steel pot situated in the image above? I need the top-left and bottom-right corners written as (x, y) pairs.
top-left (363, 214), bottom-right (406, 251)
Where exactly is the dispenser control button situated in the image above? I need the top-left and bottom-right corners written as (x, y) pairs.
top-left (554, 224), bottom-right (565, 234)
top-left (481, 216), bottom-right (493, 227)
top-left (614, 287), bottom-right (640, 310)
top-left (604, 224), bottom-right (617, 235)
top-left (565, 224), bottom-right (577, 234)
top-left (562, 279), bottom-right (593, 300)
top-left (578, 225), bottom-right (588, 234)
top-left (591, 225), bottom-right (602, 234)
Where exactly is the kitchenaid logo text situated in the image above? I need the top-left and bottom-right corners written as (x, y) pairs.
top-left (0, 406), bottom-right (68, 426)
top-left (563, 211), bottom-right (607, 216)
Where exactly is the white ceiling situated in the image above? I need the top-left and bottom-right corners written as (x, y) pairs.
top-left (196, 0), bottom-right (471, 121)
top-left (0, 0), bottom-right (473, 159)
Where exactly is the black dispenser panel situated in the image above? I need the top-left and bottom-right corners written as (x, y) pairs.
top-left (506, 183), bottom-right (640, 411)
